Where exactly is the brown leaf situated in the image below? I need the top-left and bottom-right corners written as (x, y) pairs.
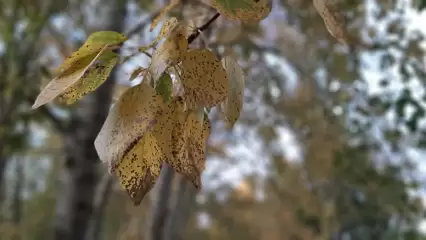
top-left (313, 0), bottom-right (349, 45)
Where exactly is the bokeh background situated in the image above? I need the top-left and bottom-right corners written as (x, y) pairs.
top-left (2, 0), bottom-right (426, 239)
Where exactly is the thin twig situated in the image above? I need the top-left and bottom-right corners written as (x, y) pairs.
top-left (125, 10), bottom-right (161, 36)
top-left (187, 13), bottom-right (220, 44)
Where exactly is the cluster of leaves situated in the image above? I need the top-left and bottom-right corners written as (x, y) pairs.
top-left (31, 0), bottom-right (338, 205)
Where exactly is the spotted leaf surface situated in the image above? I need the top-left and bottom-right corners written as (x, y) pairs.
top-left (210, 0), bottom-right (272, 23)
top-left (148, 28), bottom-right (188, 83)
top-left (220, 56), bottom-right (245, 127)
top-left (115, 131), bottom-right (162, 205)
top-left (181, 49), bottom-right (228, 108)
top-left (150, 0), bottom-right (180, 32)
top-left (167, 101), bottom-right (211, 188)
top-left (113, 93), bottom-right (176, 205)
top-left (94, 82), bottom-right (166, 172)
top-left (58, 51), bottom-right (119, 105)
top-left (56, 31), bottom-right (127, 74)
top-left (313, 0), bottom-right (349, 45)
top-left (32, 45), bottom-right (110, 109)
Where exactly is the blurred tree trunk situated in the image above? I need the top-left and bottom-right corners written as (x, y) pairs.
top-left (11, 158), bottom-right (23, 226)
top-left (149, 165), bottom-right (175, 240)
top-left (0, 151), bottom-right (7, 221)
top-left (163, 177), bottom-right (198, 240)
top-left (53, 1), bottom-right (127, 239)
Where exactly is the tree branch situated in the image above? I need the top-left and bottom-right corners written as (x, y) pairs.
top-left (125, 10), bottom-right (161, 36)
top-left (187, 13), bottom-right (220, 44)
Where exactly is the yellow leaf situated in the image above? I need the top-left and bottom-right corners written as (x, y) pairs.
top-left (112, 83), bottom-right (131, 103)
top-left (167, 100), bottom-right (211, 188)
top-left (313, 0), bottom-right (349, 45)
top-left (210, 0), bottom-right (272, 23)
top-left (220, 56), bottom-right (245, 127)
top-left (150, 0), bottom-right (180, 32)
top-left (32, 45), bottom-right (110, 109)
top-left (57, 51), bottom-right (119, 105)
top-left (115, 130), bottom-right (163, 205)
top-left (94, 82), bottom-right (167, 172)
top-left (148, 28), bottom-right (188, 83)
top-left (181, 49), bottom-right (228, 108)
top-left (56, 31), bottom-right (127, 74)
top-left (113, 92), bottom-right (177, 205)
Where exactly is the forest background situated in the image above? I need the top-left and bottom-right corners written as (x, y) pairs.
top-left (3, 0), bottom-right (426, 239)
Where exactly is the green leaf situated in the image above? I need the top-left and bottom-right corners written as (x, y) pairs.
top-left (220, 56), bottom-right (245, 127)
top-left (57, 51), bottom-right (119, 105)
top-left (210, 0), bottom-right (272, 23)
top-left (85, 31), bottom-right (128, 46)
top-left (155, 73), bottom-right (173, 103)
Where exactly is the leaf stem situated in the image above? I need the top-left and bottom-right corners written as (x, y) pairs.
top-left (187, 13), bottom-right (220, 44)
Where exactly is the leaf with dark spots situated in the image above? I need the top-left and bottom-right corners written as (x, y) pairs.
top-left (94, 82), bottom-right (167, 172)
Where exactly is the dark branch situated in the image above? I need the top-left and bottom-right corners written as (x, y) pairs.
top-left (187, 13), bottom-right (220, 44)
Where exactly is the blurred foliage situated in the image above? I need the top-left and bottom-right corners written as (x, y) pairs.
top-left (1, 0), bottom-right (426, 240)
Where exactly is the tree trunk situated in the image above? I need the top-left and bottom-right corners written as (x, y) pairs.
top-left (11, 158), bottom-right (23, 226)
top-left (149, 164), bottom-right (175, 240)
top-left (163, 177), bottom-right (198, 240)
top-left (53, 1), bottom-right (127, 239)
top-left (0, 150), bottom-right (7, 221)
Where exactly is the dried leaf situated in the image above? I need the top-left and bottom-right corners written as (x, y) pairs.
top-left (220, 56), bottom-right (245, 127)
top-left (140, 17), bottom-right (182, 52)
top-left (210, 0), bottom-right (272, 23)
top-left (150, 0), bottom-right (180, 32)
top-left (167, 100), bottom-right (211, 188)
top-left (157, 17), bottom-right (182, 41)
top-left (155, 73), bottom-right (173, 103)
top-left (58, 51), bottom-right (119, 105)
top-left (313, 0), bottom-right (349, 44)
top-left (94, 82), bottom-right (166, 172)
top-left (129, 67), bottom-right (146, 81)
top-left (181, 49), bottom-right (228, 108)
top-left (148, 28), bottom-right (188, 83)
top-left (32, 45), bottom-right (110, 109)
